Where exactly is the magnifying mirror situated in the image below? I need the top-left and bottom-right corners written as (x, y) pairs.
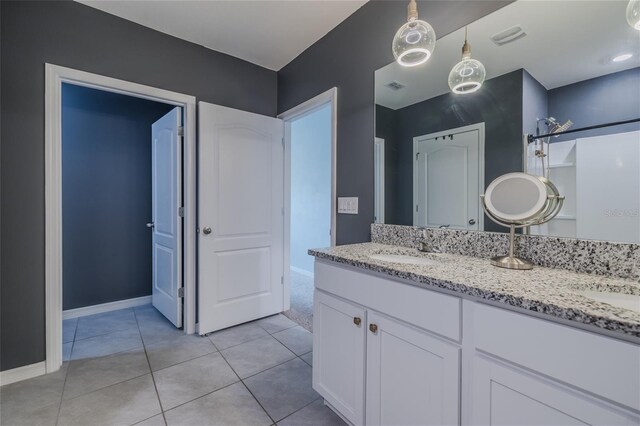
top-left (481, 173), bottom-right (564, 270)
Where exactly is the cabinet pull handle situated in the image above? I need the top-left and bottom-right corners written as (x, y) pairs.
top-left (369, 323), bottom-right (378, 334)
top-left (353, 317), bottom-right (362, 326)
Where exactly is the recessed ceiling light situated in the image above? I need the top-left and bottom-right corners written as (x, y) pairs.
top-left (612, 53), bottom-right (633, 62)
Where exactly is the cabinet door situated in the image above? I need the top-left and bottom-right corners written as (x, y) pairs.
top-left (471, 355), bottom-right (639, 425)
top-left (313, 290), bottom-right (366, 425)
top-left (366, 312), bottom-right (460, 426)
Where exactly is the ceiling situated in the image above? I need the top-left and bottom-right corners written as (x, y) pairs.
top-left (77, 0), bottom-right (368, 71)
top-left (376, 1), bottom-right (640, 110)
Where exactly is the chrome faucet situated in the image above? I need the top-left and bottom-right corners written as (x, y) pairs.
top-left (417, 228), bottom-right (441, 253)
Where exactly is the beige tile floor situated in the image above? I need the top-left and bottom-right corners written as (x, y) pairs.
top-left (0, 306), bottom-right (344, 426)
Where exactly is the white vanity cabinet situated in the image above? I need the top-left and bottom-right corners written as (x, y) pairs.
top-left (365, 312), bottom-right (460, 426)
top-left (313, 261), bottom-right (462, 426)
top-left (313, 260), bottom-right (640, 426)
top-left (471, 356), bottom-right (637, 426)
top-left (313, 290), bottom-right (366, 425)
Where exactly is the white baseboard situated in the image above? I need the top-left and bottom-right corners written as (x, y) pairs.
top-left (63, 295), bottom-right (152, 320)
top-left (0, 361), bottom-right (46, 386)
top-left (290, 266), bottom-right (314, 279)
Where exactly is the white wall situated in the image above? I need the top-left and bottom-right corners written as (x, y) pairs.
top-left (290, 104), bottom-right (332, 275)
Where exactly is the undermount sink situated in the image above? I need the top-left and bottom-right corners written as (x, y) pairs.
top-left (369, 254), bottom-right (438, 266)
top-left (575, 290), bottom-right (640, 313)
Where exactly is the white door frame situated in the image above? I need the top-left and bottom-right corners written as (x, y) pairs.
top-left (278, 87), bottom-right (337, 310)
top-left (412, 122), bottom-right (485, 230)
top-left (374, 137), bottom-right (385, 223)
top-left (44, 64), bottom-right (197, 374)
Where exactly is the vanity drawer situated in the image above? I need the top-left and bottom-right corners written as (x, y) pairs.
top-left (473, 303), bottom-right (640, 411)
top-left (315, 261), bottom-right (461, 342)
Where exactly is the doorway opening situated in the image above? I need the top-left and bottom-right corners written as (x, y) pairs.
top-left (280, 88), bottom-right (337, 331)
top-left (45, 64), bottom-right (196, 374)
top-left (60, 83), bottom-right (183, 361)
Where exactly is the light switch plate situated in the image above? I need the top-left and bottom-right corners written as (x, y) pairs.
top-left (338, 197), bottom-right (358, 214)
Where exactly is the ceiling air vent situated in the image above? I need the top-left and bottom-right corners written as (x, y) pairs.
top-left (490, 25), bottom-right (526, 46)
top-left (385, 81), bottom-right (405, 91)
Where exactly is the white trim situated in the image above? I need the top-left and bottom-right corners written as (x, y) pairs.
top-left (0, 362), bottom-right (46, 386)
top-left (374, 137), bottom-right (385, 224)
top-left (62, 296), bottom-right (152, 320)
top-left (45, 64), bottom-right (197, 376)
top-left (413, 123), bottom-right (485, 230)
top-left (290, 266), bottom-right (314, 279)
top-left (279, 88), bottom-right (338, 311)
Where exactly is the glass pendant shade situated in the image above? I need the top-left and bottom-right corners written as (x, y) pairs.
top-left (392, 0), bottom-right (436, 67)
top-left (627, 0), bottom-right (640, 30)
top-left (448, 29), bottom-right (486, 94)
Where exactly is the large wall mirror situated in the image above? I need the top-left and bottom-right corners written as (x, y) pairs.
top-left (374, 0), bottom-right (640, 243)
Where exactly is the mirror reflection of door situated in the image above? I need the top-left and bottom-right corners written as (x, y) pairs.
top-left (413, 124), bottom-right (484, 230)
top-left (374, 137), bottom-right (385, 224)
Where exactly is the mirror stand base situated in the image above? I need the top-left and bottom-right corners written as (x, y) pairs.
top-left (490, 255), bottom-right (533, 270)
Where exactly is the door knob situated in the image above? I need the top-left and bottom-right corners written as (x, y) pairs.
top-left (146, 222), bottom-right (154, 229)
top-left (369, 323), bottom-right (378, 334)
top-left (468, 219), bottom-right (476, 225)
top-left (353, 317), bottom-right (362, 326)
top-left (202, 227), bottom-right (212, 235)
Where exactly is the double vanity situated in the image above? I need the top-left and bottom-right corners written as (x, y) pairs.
top-left (309, 234), bottom-right (640, 426)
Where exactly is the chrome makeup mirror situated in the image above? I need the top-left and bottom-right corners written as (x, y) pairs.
top-left (481, 173), bottom-right (564, 270)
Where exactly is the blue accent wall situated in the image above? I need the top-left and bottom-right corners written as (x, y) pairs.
top-left (62, 84), bottom-right (173, 310)
top-left (549, 67), bottom-right (640, 142)
top-left (290, 105), bottom-right (332, 274)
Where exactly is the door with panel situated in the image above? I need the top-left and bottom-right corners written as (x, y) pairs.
top-left (150, 107), bottom-right (183, 327)
top-left (414, 127), bottom-right (481, 230)
top-left (313, 290), bottom-right (366, 426)
top-left (366, 312), bottom-right (461, 426)
top-left (198, 102), bottom-right (284, 334)
top-left (471, 355), bottom-right (639, 425)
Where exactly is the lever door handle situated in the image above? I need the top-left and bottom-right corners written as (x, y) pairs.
top-left (468, 219), bottom-right (476, 225)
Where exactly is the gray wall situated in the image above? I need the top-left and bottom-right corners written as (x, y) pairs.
top-left (548, 67), bottom-right (640, 142)
top-left (376, 70), bottom-right (524, 230)
top-left (1, 0), bottom-right (276, 371)
top-left (62, 84), bottom-right (173, 310)
top-left (522, 70), bottom-right (548, 137)
top-left (278, 0), bottom-right (513, 244)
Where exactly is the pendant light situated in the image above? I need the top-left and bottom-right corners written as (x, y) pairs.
top-left (627, 0), bottom-right (640, 30)
top-left (392, 0), bottom-right (436, 67)
top-left (448, 27), bottom-right (486, 94)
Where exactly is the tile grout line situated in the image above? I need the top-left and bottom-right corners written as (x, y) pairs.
top-left (275, 396), bottom-right (325, 425)
top-left (54, 318), bottom-right (79, 426)
top-left (216, 346), bottom-right (279, 425)
top-left (133, 308), bottom-right (168, 426)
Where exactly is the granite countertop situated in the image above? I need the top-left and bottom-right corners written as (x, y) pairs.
top-left (309, 243), bottom-right (640, 339)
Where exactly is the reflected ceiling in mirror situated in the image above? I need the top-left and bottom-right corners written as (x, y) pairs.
top-left (376, 1), bottom-right (639, 110)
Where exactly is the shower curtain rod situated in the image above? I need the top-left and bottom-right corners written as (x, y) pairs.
top-left (527, 117), bottom-right (640, 144)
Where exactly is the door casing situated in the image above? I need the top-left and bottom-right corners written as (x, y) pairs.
top-left (44, 64), bottom-right (197, 375)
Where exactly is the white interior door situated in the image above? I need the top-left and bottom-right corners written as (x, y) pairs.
top-left (198, 102), bottom-right (284, 335)
top-left (414, 127), bottom-right (481, 230)
top-left (151, 107), bottom-right (183, 327)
